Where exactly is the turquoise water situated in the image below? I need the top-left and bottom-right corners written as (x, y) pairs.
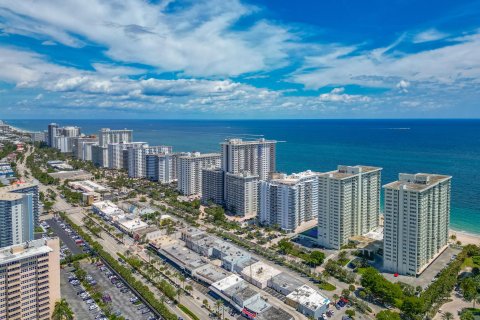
top-left (7, 119), bottom-right (480, 235)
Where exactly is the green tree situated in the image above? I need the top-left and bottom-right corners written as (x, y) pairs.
top-left (376, 310), bottom-right (401, 320)
top-left (345, 309), bottom-right (356, 318)
top-left (442, 312), bottom-right (454, 320)
top-left (460, 310), bottom-right (475, 320)
top-left (52, 299), bottom-right (74, 320)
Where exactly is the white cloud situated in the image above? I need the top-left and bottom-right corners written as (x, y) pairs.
top-left (319, 87), bottom-right (371, 102)
top-left (291, 31), bottom-right (480, 89)
top-left (412, 29), bottom-right (449, 43)
top-left (0, 0), bottom-right (301, 77)
top-left (396, 80), bottom-right (410, 93)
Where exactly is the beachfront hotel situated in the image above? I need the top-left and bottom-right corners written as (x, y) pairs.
top-left (259, 171), bottom-right (319, 232)
top-left (98, 128), bottom-right (133, 147)
top-left (383, 173), bottom-right (451, 276)
top-left (177, 152), bottom-right (221, 196)
top-left (0, 183), bottom-right (39, 248)
top-left (0, 238), bottom-right (61, 320)
top-left (317, 165), bottom-right (382, 249)
top-left (221, 138), bottom-right (277, 181)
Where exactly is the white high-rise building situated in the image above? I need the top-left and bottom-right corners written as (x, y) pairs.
top-left (0, 183), bottom-right (38, 248)
top-left (317, 165), bottom-right (382, 249)
top-left (259, 171), bottom-right (319, 232)
top-left (225, 172), bottom-right (259, 217)
top-left (91, 145), bottom-right (109, 168)
top-left (127, 145), bottom-right (172, 178)
top-left (145, 152), bottom-right (187, 183)
top-left (177, 152), bottom-right (221, 196)
top-left (30, 132), bottom-right (46, 143)
top-left (72, 137), bottom-right (98, 160)
top-left (108, 142), bottom-right (147, 169)
top-left (98, 128), bottom-right (133, 147)
top-left (221, 138), bottom-right (276, 181)
top-left (59, 126), bottom-right (81, 137)
top-left (383, 173), bottom-right (451, 276)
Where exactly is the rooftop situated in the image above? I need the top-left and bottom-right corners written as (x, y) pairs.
top-left (241, 261), bottom-right (282, 283)
top-left (286, 285), bottom-right (330, 312)
top-left (221, 138), bottom-right (277, 145)
top-left (194, 264), bottom-right (231, 283)
top-left (0, 238), bottom-right (55, 265)
top-left (230, 285), bottom-right (259, 302)
top-left (179, 152), bottom-right (221, 159)
top-left (211, 274), bottom-right (245, 292)
top-left (269, 272), bottom-right (303, 293)
top-left (319, 165), bottom-right (382, 180)
top-left (0, 182), bottom-right (38, 201)
top-left (162, 244), bottom-right (207, 271)
top-left (269, 170), bottom-right (319, 186)
top-left (384, 173), bottom-right (452, 192)
top-left (257, 306), bottom-right (293, 320)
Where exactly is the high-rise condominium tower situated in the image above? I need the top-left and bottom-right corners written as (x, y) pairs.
top-left (225, 172), bottom-right (259, 217)
top-left (98, 128), bottom-right (133, 147)
top-left (259, 171), bottom-right (319, 232)
top-left (0, 183), bottom-right (39, 248)
top-left (317, 165), bottom-right (382, 249)
top-left (383, 173), bottom-right (451, 276)
top-left (0, 238), bottom-right (61, 320)
top-left (177, 152), bottom-right (221, 196)
top-left (221, 138), bottom-right (276, 181)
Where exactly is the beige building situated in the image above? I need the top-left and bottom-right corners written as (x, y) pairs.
top-left (0, 238), bottom-right (60, 320)
top-left (177, 152), bottom-right (221, 196)
top-left (317, 165), bottom-right (382, 249)
top-left (225, 172), bottom-right (259, 217)
top-left (383, 173), bottom-right (451, 276)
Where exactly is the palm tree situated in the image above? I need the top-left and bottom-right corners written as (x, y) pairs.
top-left (215, 300), bottom-right (222, 317)
top-left (442, 312), bottom-right (454, 320)
top-left (333, 294), bottom-right (339, 304)
top-left (52, 299), bottom-right (74, 320)
top-left (176, 287), bottom-right (183, 303)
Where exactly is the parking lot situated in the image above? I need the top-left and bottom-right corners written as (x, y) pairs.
top-left (46, 217), bottom-right (84, 255)
top-left (60, 268), bottom-right (97, 320)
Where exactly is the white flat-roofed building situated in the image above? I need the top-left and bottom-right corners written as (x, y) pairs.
top-left (92, 201), bottom-right (125, 220)
top-left (225, 172), bottom-right (259, 217)
top-left (383, 173), bottom-right (451, 276)
top-left (177, 152), bottom-right (221, 196)
top-left (0, 237), bottom-right (60, 320)
top-left (210, 274), bottom-right (246, 299)
top-left (317, 165), bottom-right (382, 249)
top-left (68, 180), bottom-right (108, 193)
top-left (259, 170), bottom-right (319, 233)
top-left (117, 218), bottom-right (148, 233)
top-left (160, 244), bottom-right (207, 275)
top-left (240, 261), bottom-right (281, 289)
top-left (286, 284), bottom-right (330, 319)
top-left (221, 138), bottom-right (277, 181)
top-left (193, 264), bottom-right (231, 285)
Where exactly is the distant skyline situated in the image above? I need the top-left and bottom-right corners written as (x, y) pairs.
top-left (1, 0), bottom-right (479, 119)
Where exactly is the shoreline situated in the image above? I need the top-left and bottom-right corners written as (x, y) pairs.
top-left (449, 229), bottom-right (480, 246)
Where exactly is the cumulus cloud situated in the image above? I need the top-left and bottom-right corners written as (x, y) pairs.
top-left (0, 0), bottom-right (301, 77)
top-left (319, 87), bottom-right (371, 102)
top-left (396, 80), bottom-right (410, 93)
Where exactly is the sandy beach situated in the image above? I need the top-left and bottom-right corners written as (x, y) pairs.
top-left (449, 229), bottom-right (480, 246)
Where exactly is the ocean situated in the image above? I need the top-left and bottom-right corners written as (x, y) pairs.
top-left (7, 119), bottom-right (480, 236)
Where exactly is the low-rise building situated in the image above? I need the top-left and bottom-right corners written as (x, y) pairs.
top-left (133, 226), bottom-right (163, 242)
top-left (267, 272), bottom-right (304, 296)
top-left (92, 201), bottom-right (125, 220)
top-left (285, 284), bottom-right (330, 319)
top-left (117, 218), bottom-right (148, 233)
top-left (160, 244), bottom-right (207, 275)
top-left (82, 192), bottom-right (101, 205)
top-left (68, 180), bottom-right (108, 193)
top-left (193, 264), bottom-right (231, 286)
top-left (240, 261), bottom-right (282, 289)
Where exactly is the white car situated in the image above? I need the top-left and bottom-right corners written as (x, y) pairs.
top-left (89, 304), bottom-right (99, 311)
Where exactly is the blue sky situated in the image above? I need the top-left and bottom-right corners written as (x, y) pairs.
top-left (0, 0), bottom-right (479, 119)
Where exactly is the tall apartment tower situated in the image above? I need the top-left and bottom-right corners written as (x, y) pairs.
top-left (108, 142), bottom-right (148, 169)
top-left (201, 168), bottom-right (224, 205)
top-left (72, 137), bottom-right (98, 160)
top-left (91, 145), bottom-right (109, 168)
top-left (0, 238), bottom-right (61, 320)
top-left (225, 172), bottom-right (259, 217)
top-left (259, 171), bottom-right (319, 232)
top-left (317, 165), bottom-right (382, 249)
top-left (221, 138), bottom-right (277, 181)
top-left (0, 183), bottom-right (39, 248)
top-left (177, 152), bottom-right (221, 196)
top-left (127, 145), bottom-right (172, 178)
top-left (98, 128), bottom-right (133, 147)
top-left (383, 173), bottom-right (451, 276)
top-left (145, 152), bottom-right (187, 183)
top-left (47, 123), bottom-right (59, 147)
